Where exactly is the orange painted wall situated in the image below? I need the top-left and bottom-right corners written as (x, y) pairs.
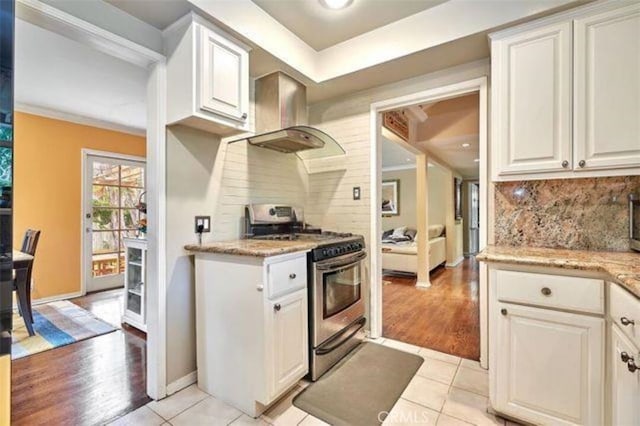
top-left (13, 112), bottom-right (146, 300)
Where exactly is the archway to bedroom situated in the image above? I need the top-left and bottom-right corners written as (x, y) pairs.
top-left (379, 93), bottom-right (481, 362)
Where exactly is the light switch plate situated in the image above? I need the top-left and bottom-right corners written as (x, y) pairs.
top-left (195, 216), bottom-right (211, 233)
top-left (353, 186), bottom-right (361, 200)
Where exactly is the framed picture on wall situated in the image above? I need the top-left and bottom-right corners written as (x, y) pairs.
top-left (454, 177), bottom-right (463, 221)
top-left (382, 180), bottom-right (399, 216)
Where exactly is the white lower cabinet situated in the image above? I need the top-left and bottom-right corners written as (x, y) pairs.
top-left (194, 251), bottom-right (309, 417)
top-left (267, 289), bottom-right (308, 401)
top-left (493, 302), bottom-right (604, 425)
top-left (610, 324), bottom-right (640, 426)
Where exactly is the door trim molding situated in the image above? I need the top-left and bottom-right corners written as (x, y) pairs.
top-left (369, 76), bottom-right (490, 367)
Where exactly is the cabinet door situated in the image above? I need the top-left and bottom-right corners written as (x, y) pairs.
top-left (267, 290), bottom-right (308, 400)
top-left (198, 25), bottom-right (249, 122)
top-left (574, 3), bottom-right (640, 171)
top-left (494, 303), bottom-right (604, 425)
top-left (494, 21), bottom-right (572, 175)
top-left (611, 324), bottom-right (640, 426)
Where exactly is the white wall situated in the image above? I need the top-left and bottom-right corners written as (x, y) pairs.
top-left (428, 164), bottom-right (448, 227)
top-left (165, 125), bottom-right (307, 384)
top-left (381, 168), bottom-right (417, 231)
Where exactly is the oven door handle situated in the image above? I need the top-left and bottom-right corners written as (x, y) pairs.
top-left (316, 317), bottom-right (366, 356)
top-left (316, 251), bottom-right (367, 270)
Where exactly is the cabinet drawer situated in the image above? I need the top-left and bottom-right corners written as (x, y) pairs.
top-left (610, 283), bottom-right (640, 349)
top-left (267, 256), bottom-right (307, 299)
top-left (495, 270), bottom-right (604, 314)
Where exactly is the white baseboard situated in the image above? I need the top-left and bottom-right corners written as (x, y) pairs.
top-left (167, 371), bottom-right (197, 396)
top-left (445, 256), bottom-right (465, 268)
top-left (12, 291), bottom-right (85, 310)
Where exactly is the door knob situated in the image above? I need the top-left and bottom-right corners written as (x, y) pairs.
top-left (274, 303), bottom-right (281, 312)
top-left (541, 287), bottom-right (552, 296)
top-left (256, 284), bottom-right (263, 292)
top-left (621, 351), bottom-right (633, 363)
top-left (241, 113), bottom-right (248, 120)
top-left (620, 317), bottom-right (635, 326)
top-left (561, 160), bottom-right (569, 168)
top-left (628, 359), bottom-right (639, 373)
top-left (501, 308), bottom-right (507, 316)
top-left (289, 273), bottom-right (296, 279)
top-left (578, 160), bottom-right (586, 168)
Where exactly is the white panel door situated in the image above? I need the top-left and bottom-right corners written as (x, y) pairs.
top-left (574, 3), bottom-right (640, 171)
top-left (495, 21), bottom-right (573, 175)
top-left (267, 289), bottom-right (308, 400)
top-left (610, 324), bottom-right (640, 426)
top-left (199, 26), bottom-right (248, 122)
top-left (494, 303), bottom-right (604, 425)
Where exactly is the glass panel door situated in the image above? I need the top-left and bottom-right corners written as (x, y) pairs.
top-left (84, 155), bottom-right (144, 292)
top-left (322, 263), bottom-right (361, 318)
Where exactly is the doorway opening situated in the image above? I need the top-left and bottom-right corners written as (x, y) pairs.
top-left (370, 77), bottom-right (489, 365)
top-left (8, 3), bottom-right (166, 423)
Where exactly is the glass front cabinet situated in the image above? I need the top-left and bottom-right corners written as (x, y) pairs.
top-left (123, 238), bottom-right (147, 332)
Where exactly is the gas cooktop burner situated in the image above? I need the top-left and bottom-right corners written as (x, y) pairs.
top-left (253, 231), bottom-right (354, 242)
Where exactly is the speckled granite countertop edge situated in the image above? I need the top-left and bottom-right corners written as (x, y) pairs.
top-left (184, 240), bottom-right (318, 258)
top-left (476, 245), bottom-right (640, 299)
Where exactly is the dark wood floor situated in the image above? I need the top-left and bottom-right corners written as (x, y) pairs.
top-left (11, 289), bottom-right (150, 426)
top-left (383, 258), bottom-right (480, 360)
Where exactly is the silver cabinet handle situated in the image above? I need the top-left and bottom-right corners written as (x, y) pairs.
top-left (578, 160), bottom-right (586, 168)
top-left (256, 284), bottom-right (263, 292)
top-left (541, 287), bottom-right (552, 296)
top-left (274, 303), bottom-right (281, 312)
top-left (621, 352), bottom-right (639, 373)
top-left (562, 160), bottom-right (569, 168)
top-left (501, 308), bottom-right (507, 316)
top-left (289, 273), bottom-right (296, 279)
top-left (241, 113), bottom-right (248, 120)
top-left (621, 351), bottom-right (633, 363)
top-left (621, 317), bottom-right (635, 326)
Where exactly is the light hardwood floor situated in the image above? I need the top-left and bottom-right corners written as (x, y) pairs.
top-left (382, 257), bottom-right (480, 360)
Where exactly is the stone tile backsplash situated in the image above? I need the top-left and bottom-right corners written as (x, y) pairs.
top-left (494, 176), bottom-right (640, 251)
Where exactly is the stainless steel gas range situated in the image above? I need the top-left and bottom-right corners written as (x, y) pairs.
top-left (246, 204), bottom-right (367, 380)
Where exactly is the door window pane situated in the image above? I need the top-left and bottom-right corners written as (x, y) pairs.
top-left (90, 159), bottom-right (145, 278)
top-left (121, 165), bottom-right (144, 188)
top-left (93, 185), bottom-right (119, 207)
top-left (92, 162), bottom-right (119, 185)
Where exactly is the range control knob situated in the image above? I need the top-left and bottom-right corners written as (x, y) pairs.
top-left (321, 249), bottom-right (328, 257)
top-left (268, 208), bottom-right (276, 216)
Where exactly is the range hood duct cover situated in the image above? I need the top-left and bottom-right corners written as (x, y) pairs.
top-left (243, 72), bottom-right (338, 154)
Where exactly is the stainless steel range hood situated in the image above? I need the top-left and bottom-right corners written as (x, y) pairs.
top-left (238, 72), bottom-right (339, 154)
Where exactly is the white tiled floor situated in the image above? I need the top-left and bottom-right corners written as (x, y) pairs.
top-left (108, 339), bottom-right (519, 426)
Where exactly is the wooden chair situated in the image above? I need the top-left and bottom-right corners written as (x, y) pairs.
top-left (14, 229), bottom-right (40, 336)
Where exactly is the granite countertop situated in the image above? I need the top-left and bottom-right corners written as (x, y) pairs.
top-left (184, 239), bottom-right (318, 257)
top-left (476, 245), bottom-right (640, 298)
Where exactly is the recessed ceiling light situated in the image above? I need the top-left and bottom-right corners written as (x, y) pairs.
top-left (319, 0), bottom-right (353, 10)
top-left (462, 143), bottom-right (470, 148)
top-left (474, 158), bottom-right (480, 162)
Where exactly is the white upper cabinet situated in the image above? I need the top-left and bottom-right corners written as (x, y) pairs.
top-left (493, 21), bottom-right (573, 175)
top-left (198, 25), bottom-right (249, 123)
top-left (574, 3), bottom-right (640, 171)
top-left (491, 1), bottom-right (640, 180)
top-left (165, 14), bottom-right (250, 136)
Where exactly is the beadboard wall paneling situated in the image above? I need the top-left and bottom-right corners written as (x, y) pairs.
top-left (494, 176), bottom-right (640, 251)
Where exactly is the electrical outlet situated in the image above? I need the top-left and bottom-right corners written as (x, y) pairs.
top-left (353, 186), bottom-right (361, 200)
top-left (195, 216), bottom-right (211, 233)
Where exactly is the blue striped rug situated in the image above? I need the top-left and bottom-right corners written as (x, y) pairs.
top-left (11, 300), bottom-right (118, 359)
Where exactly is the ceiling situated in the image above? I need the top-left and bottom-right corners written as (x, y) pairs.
top-left (251, 0), bottom-right (447, 51)
top-left (15, 19), bottom-right (148, 133)
top-left (104, 0), bottom-right (191, 30)
top-left (414, 93), bottom-right (480, 179)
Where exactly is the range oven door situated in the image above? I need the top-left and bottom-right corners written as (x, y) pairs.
top-left (312, 251), bottom-right (366, 347)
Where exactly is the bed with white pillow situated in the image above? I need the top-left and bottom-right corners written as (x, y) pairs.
top-left (381, 224), bottom-right (446, 274)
